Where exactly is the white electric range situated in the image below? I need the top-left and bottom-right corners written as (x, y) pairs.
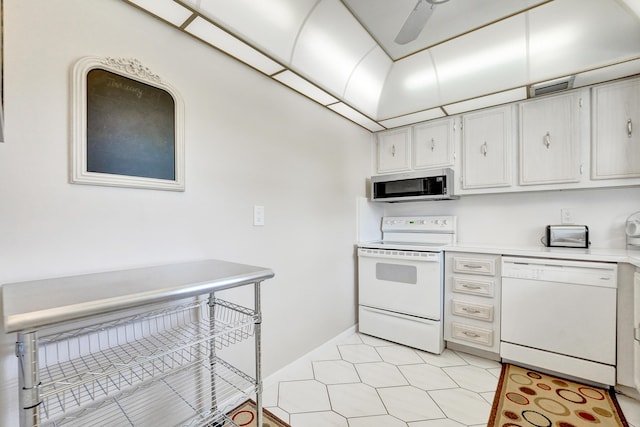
top-left (357, 216), bottom-right (457, 354)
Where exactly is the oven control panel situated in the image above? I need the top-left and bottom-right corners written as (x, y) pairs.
top-left (382, 216), bottom-right (457, 233)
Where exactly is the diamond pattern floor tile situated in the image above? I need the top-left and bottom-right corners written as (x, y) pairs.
top-left (327, 383), bottom-right (387, 417)
top-left (376, 345), bottom-right (425, 365)
top-left (289, 411), bottom-right (348, 427)
top-left (399, 362), bottom-right (459, 390)
top-left (264, 332), bottom-right (640, 427)
top-left (443, 364), bottom-right (499, 393)
top-left (349, 415), bottom-right (408, 427)
top-left (377, 385), bottom-right (445, 422)
top-left (429, 387), bottom-right (492, 425)
top-left (278, 379), bottom-right (331, 413)
top-left (355, 361), bottom-right (408, 388)
top-left (416, 348), bottom-right (467, 367)
top-left (337, 343), bottom-right (382, 363)
top-left (313, 360), bottom-right (359, 384)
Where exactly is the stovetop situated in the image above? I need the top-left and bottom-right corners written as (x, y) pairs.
top-left (358, 215), bottom-right (457, 252)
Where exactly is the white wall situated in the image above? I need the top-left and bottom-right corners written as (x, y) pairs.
top-left (383, 186), bottom-right (640, 249)
top-left (0, 1), bottom-right (372, 424)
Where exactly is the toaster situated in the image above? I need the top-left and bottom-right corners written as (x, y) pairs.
top-left (546, 225), bottom-right (589, 248)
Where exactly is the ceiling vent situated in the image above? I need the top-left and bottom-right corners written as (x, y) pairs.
top-left (529, 76), bottom-right (576, 97)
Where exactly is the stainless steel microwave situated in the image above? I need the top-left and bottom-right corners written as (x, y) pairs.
top-left (370, 168), bottom-right (458, 202)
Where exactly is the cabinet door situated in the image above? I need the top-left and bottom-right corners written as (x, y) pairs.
top-left (519, 92), bottom-right (581, 185)
top-left (413, 118), bottom-right (454, 169)
top-left (592, 78), bottom-right (640, 179)
top-left (377, 128), bottom-right (411, 173)
top-left (462, 106), bottom-right (513, 189)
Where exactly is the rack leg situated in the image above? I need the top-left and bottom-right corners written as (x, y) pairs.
top-left (255, 281), bottom-right (263, 427)
top-left (16, 332), bottom-right (40, 427)
top-left (209, 293), bottom-right (218, 415)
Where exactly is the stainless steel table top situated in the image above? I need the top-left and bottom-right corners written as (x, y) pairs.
top-left (2, 259), bottom-right (274, 333)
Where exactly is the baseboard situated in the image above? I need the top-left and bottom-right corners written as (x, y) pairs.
top-left (263, 324), bottom-right (358, 389)
top-left (446, 341), bottom-right (501, 361)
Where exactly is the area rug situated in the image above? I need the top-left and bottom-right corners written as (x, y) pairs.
top-left (488, 364), bottom-right (629, 427)
top-left (224, 399), bottom-right (290, 427)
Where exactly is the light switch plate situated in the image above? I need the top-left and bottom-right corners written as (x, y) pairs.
top-left (253, 205), bottom-right (265, 226)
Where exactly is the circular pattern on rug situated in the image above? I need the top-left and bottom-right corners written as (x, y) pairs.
top-left (592, 406), bottom-right (614, 418)
top-left (536, 383), bottom-right (552, 391)
top-left (527, 371), bottom-right (543, 380)
top-left (557, 422), bottom-right (579, 427)
top-left (232, 410), bottom-right (255, 426)
top-left (503, 410), bottom-right (521, 420)
top-left (506, 392), bottom-right (530, 405)
top-left (521, 410), bottom-right (552, 427)
top-left (533, 397), bottom-right (570, 416)
top-left (579, 386), bottom-right (606, 401)
top-left (575, 409), bottom-right (599, 423)
top-left (556, 388), bottom-right (587, 404)
top-left (510, 373), bottom-right (534, 385)
top-left (519, 386), bottom-right (537, 396)
top-left (553, 379), bottom-right (569, 387)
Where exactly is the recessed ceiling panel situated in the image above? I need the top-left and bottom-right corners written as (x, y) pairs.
top-left (343, 0), bottom-right (548, 60)
top-left (377, 52), bottom-right (440, 119)
top-left (527, 0), bottom-right (640, 83)
top-left (344, 46), bottom-right (393, 118)
top-left (431, 14), bottom-right (528, 106)
top-left (292, 0), bottom-right (378, 96)
top-left (187, 0), bottom-right (317, 64)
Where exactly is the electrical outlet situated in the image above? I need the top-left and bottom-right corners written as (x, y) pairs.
top-left (253, 205), bottom-right (265, 226)
top-left (561, 208), bottom-right (574, 224)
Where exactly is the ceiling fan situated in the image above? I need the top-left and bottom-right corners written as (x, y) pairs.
top-left (394, 0), bottom-right (450, 45)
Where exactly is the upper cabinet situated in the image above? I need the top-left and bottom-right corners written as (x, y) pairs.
top-left (461, 106), bottom-right (514, 190)
top-left (591, 77), bottom-right (640, 180)
top-left (412, 118), bottom-right (455, 170)
top-left (519, 92), bottom-right (583, 185)
top-left (376, 128), bottom-right (411, 173)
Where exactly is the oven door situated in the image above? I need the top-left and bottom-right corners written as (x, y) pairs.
top-left (358, 248), bottom-right (442, 320)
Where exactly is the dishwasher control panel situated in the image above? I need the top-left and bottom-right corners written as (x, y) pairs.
top-left (501, 257), bottom-right (617, 288)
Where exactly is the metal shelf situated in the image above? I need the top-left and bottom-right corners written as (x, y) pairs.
top-left (7, 259), bottom-right (272, 427)
top-left (42, 357), bottom-right (254, 426)
top-left (32, 298), bottom-right (257, 426)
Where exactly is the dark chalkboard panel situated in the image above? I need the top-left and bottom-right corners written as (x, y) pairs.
top-left (86, 68), bottom-right (176, 180)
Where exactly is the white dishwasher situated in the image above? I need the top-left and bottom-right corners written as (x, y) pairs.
top-left (501, 257), bottom-right (618, 385)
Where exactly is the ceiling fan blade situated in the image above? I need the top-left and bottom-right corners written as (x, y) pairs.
top-left (394, 0), bottom-right (435, 45)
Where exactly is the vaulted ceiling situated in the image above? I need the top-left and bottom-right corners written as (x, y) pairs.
top-left (124, 0), bottom-right (640, 131)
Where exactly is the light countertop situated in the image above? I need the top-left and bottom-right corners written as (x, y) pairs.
top-left (2, 259), bottom-right (275, 334)
top-left (445, 244), bottom-right (640, 265)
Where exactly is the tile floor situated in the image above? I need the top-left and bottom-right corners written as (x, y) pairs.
top-left (262, 331), bottom-right (640, 427)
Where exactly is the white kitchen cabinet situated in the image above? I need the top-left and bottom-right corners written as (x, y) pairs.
top-left (412, 118), bottom-right (455, 169)
top-left (444, 252), bottom-right (501, 354)
top-left (591, 77), bottom-right (640, 179)
top-left (461, 106), bottom-right (513, 189)
top-left (377, 127), bottom-right (411, 173)
top-left (519, 92), bottom-right (583, 185)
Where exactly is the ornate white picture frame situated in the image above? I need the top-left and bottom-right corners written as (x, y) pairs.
top-left (71, 56), bottom-right (185, 191)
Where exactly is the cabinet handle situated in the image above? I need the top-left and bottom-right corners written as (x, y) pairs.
top-left (462, 264), bottom-right (482, 269)
top-left (391, 144), bottom-right (396, 157)
top-left (462, 331), bottom-right (480, 338)
top-left (462, 307), bottom-right (481, 314)
top-left (628, 119), bottom-right (633, 138)
top-left (481, 142), bottom-right (488, 157)
top-left (430, 138), bottom-right (435, 151)
top-left (544, 132), bottom-right (551, 149)
top-left (462, 284), bottom-right (482, 290)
